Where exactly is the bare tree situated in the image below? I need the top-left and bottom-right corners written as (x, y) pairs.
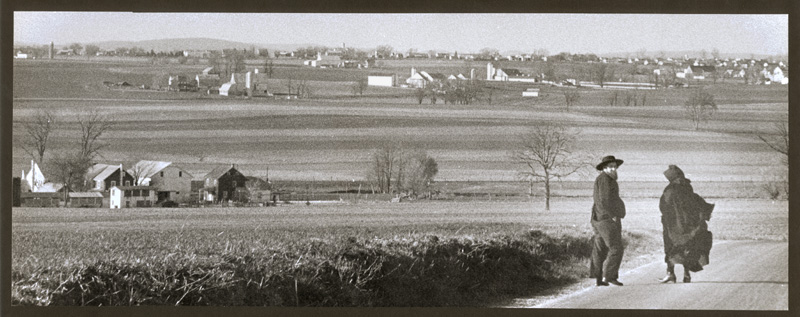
top-left (757, 122), bottom-right (789, 166)
top-left (296, 80), bottom-right (312, 99)
top-left (69, 43), bottom-right (83, 55)
top-left (544, 61), bottom-right (557, 83)
top-left (607, 91), bottom-right (619, 106)
top-left (208, 51), bottom-right (224, 78)
top-left (351, 78), bottom-right (368, 96)
top-left (20, 110), bottom-right (55, 164)
top-left (401, 150), bottom-right (439, 198)
top-left (286, 77), bottom-right (294, 95)
top-left (375, 45), bottom-right (394, 58)
top-left (126, 161), bottom-right (148, 186)
top-left (511, 124), bottom-right (588, 211)
top-left (594, 63), bottom-right (608, 88)
top-left (683, 89), bottom-right (717, 130)
top-left (366, 143), bottom-right (438, 197)
top-left (77, 109), bottom-right (113, 164)
top-left (367, 143), bottom-right (402, 194)
top-left (478, 47), bottom-right (499, 60)
top-left (564, 90), bottom-right (580, 111)
top-left (711, 48), bottom-right (721, 60)
top-left (84, 45), bottom-right (100, 60)
top-left (264, 58), bottom-right (274, 78)
top-left (415, 88), bottom-right (425, 104)
top-left (756, 122), bottom-right (789, 199)
top-left (636, 48), bottom-right (647, 59)
top-left (48, 151), bottom-right (92, 203)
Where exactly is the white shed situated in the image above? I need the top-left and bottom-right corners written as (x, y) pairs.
top-left (110, 185), bottom-right (156, 209)
top-left (367, 73), bottom-right (396, 87)
top-left (522, 88), bottom-right (540, 97)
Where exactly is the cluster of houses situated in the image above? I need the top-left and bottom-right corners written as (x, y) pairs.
top-left (367, 63), bottom-right (541, 90)
top-left (12, 160), bottom-right (273, 209)
top-left (658, 61), bottom-right (788, 85)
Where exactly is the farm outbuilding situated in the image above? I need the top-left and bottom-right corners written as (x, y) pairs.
top-left (487, 62), bottom-right (535, 83)
top-left (201, 164), bottom-right (248, 203)
top-left (20, 192), bottom-right (61, 207)
top-left (406, 68), bottom-right (443, 88)
top-left (367, 73), bottom-right (397, 87)
top-left (110, 186), bottom-right (156, 208)
top-left (128, 160), bottom-right (193, 204)
top-left (522, 88), bottom-right (540, 97)
top-left (306, 53), bottom-right (342, 68)
top-left (69, 192), bottom-right (104, 208)
top-left (219, 72), bottom-right (270, 97)
top-left (86, 164), bottom-right (134, 192)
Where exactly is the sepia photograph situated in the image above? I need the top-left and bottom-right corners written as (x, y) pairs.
top-left (6, 6), bottom-right (790, 315)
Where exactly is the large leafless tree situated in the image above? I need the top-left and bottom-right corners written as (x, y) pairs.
top-left (511, 124), bottom-right (588, 211)
top-left (594, 63), bottom-right (609, 88)
top-left (757, 122), bottom-right (789, 166)
top-left (683, 89), bottom-right (717, 130)
top-left (48, 151), bottom-right (92, 202)
top-left (77, 109), bottom-right (113, 164)
top-left (564, 90), bottom-right (580, 111)
top-left (20, 109), bottom-right (55, 164)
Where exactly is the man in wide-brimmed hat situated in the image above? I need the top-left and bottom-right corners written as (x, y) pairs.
top-left (589, 155), bottom-right (627, 286)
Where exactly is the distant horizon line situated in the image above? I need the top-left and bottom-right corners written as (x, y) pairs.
top-left (12, 36), bottom-right (788, 58)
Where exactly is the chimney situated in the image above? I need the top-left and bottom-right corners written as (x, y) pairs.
top-left (119, 164), bottom-right (124, 188)
top-left (49, 42), bottom-right (54, 59)
top-left (411, 67), bottom-right (416, 77)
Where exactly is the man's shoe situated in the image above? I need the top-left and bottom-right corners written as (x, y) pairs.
top-left (683, 274), bottom-right (691, 283)
top-left (603, 278), bottom-right (623, 286)
top-left (658, 273), bottom-right (677, 283)
top-left (596, 278), bottom-right (609, 286)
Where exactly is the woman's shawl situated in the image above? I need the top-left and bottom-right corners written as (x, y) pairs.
top-left (659, 178), bottom-right (715, 270)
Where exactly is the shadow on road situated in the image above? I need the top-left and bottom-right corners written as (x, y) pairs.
top-left (628, 280), bottom-right (788, 286)
top-left (687, 281), bottom-right (788, 285)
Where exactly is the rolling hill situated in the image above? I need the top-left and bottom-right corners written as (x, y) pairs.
top-left (88, 38), bottom-right (314, 53)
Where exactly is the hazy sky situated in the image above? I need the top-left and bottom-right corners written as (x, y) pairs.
top-left (14, 12), bottom-right (788, 55)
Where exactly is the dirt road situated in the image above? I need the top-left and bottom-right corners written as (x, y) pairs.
top-left (532, 240), bottom-right (788, 310)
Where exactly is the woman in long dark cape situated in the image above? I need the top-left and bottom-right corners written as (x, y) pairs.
top-left (658, 165), bottom-right (714, 283)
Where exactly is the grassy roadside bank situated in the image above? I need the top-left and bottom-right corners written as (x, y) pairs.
top-left (12, 198), bottom-right (785, 306)
top-left (11, 228), bottom-right (660, 306)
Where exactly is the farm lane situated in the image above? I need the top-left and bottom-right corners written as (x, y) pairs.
top-left (526, 240), bottom-right (788, 310)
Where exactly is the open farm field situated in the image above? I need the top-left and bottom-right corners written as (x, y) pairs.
top-left (12, 198), bottom-right (787, 267)
top-left (12, 60), bottom-right (788, 199)
top-left (13, 99), bottom-right (787, 191)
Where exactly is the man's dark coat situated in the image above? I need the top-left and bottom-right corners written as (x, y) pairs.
top-left (659, 177), bottom-right (714, 272)
top-left (589, 172), bottom-right (626, 280)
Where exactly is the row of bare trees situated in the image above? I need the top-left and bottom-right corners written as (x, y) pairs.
top-left (366, 143), bottom-right (439, 198)
top-left (606, 90), bottom-right (647, 107)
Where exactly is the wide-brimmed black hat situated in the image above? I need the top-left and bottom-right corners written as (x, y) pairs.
top-left (596, 155), bottom-right (624, 170)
